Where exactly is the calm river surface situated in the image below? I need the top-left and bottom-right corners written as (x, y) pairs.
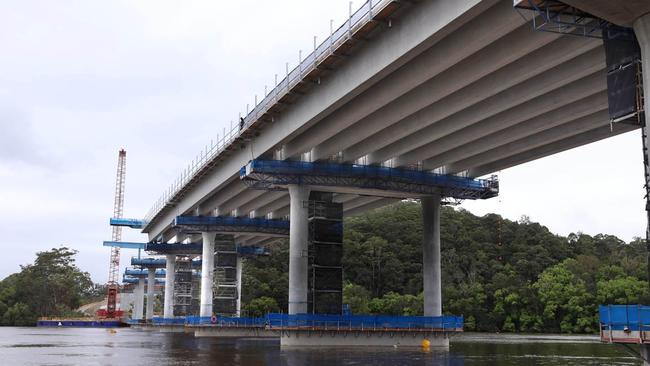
top-left (0, 327), bottom-right (641, 365)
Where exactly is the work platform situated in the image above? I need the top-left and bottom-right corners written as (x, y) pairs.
top-left (173, 215), bottom-right (289, 236)
top-left (240, 160), bottom-right (498, 200)
top-left (182, 313), bottom-right (462, 347)
top-left (600, 305), bottom-right (650, 344)
top-left (110, 217), bottom-right (146, 229)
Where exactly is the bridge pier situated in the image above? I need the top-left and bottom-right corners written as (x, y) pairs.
top-left (288, 184), bottom-right (310, 314)
top-left (634, 13), bottom-right (650, 366)
top-left (200, 232), bottom-right (216, 317)
top-left (163, 254), bottom-right (176, 318)
top-left (236, 255), bottom-right (242, 317)
top-left (146, 270), bottom-right (155, 320)
top-left (134, 277), bottom-right (145, 321)
top-left (422, 195), bottom-right (442, 318)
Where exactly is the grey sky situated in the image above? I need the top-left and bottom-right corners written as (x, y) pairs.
top-left (0, 1), bottom-right (645, 283)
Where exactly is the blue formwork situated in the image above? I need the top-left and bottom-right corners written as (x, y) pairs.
top-left (599, 305), bottom-right (650, 331)
top-left (152, 317), bottom-right (186, 325)
top-left (124, 268), bottom-right (166, 277)
top-left (131, 257), bottom-right (166, 267)
top-left (240, 159), bottom-right (498, 200)
top-left (145, 242), bottom-right (203, 255)
top-left (186, 316), bottom-right (266, 327)
top-left (109, 218), bottom-right (146, 229)
top-left (265, 314), bottom-right (463, 330)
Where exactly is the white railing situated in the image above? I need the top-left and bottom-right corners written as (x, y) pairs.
top-left (144, 0), bottom-right (393, 226)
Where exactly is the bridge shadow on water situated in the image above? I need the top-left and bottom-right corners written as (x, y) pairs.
top-left (158, 333), bottom-right (463, 366)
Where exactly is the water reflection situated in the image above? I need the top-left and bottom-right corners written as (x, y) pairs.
top-left (0, 327), bottom-right (640, 366)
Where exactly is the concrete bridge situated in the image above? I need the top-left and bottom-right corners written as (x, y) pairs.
top-left (118, 0), bottom-right (650, 348)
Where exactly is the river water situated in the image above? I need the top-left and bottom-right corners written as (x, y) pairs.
top-left (0, 327), bottom-right (641, 365)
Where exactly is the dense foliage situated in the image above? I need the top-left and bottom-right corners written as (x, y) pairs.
top-left (242, 201), bottom-right (649, 333)
top-left (0, 247), bottom-right (101, 325)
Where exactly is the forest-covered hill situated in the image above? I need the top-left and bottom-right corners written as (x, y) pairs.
top-left (242, 201), bottom-right (648, 333)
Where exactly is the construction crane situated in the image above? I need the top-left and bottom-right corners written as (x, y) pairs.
top-left (104, 149), bottom-right (127, 318)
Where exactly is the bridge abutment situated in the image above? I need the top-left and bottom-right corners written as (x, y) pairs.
top-left (288, 184), bottom-right (310, 314)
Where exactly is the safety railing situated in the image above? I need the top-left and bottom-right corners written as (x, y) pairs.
top-left (186, 316), bottom-right (266, 327)
top-left (152, 317), bottom-right (187, 325)
top-left (143, 0), bottom-right (396, 228)
top-left (266, 314), bottom-right (464, 331)
top-left (242, 159), bottom-right (499, 191)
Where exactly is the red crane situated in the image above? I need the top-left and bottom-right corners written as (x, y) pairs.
top-left (101, 149), bottom-right (127, 319)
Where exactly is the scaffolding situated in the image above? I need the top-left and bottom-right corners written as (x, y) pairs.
top-left (240, 159), bottom-right (499, 200)
top-left (308, 195), bottom-right (344, 315)
top-left (213, 236), bottom-right (239, 316)
top-left (173, 257), bottom-right (194, 316)
top-left (173, 215), bottom-right (289, 236)
top-left (513, 0), bottom-right (608, 38)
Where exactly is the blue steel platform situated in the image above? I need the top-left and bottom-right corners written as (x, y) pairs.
top-left (143, 242), bottom-right (270, 256)
top-left (122, 277), bottom-right (165, 285)
top-left (599, 305), bottom-right (650, 344)
top-left (110, 218), bottom-right (146, 229)
top-left (240, 160), bottom-right (498, 200)
top-left (172, 215), bottom-right (289, 236)
top-left (124, 268), bottom-right (166, 277)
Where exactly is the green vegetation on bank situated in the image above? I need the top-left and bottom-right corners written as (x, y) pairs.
top-left (0, 247), bottom-right (102, 325)
top-left (242, 201), bottom-right (649, 333)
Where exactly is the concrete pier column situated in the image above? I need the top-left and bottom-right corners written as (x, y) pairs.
top-left (163, 255), bottom-right (176, 318)
top-left (421, 194), bottom-right (442, 317)
top-left (200, 232), bottom-right (216, 317)
top-left (634, 14), bottom-right (650, 366)
top-left (288, 184), bottom-right (310, 314)
top-left (236, 255), bottom-right (243, 317)
top-left (146, 269), bottom-right (155, 320)
top-left (134, 277), bottom-right (145, 320)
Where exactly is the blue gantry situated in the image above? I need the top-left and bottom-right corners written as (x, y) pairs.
top-left (240, 159), bottom-right (498, 200)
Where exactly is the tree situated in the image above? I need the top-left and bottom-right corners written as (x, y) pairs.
top-left (242, 297), bottom-right (279, 317)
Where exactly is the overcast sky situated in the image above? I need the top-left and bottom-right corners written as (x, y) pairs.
top-left (0, 1), bottom-right (645, 283)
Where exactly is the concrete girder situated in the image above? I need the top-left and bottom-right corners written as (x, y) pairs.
top-left (332, 193), bottom-right (359, 203)
top-left (237, 191), bottom-right (287, 217)
top-left (258, 194), bottom-right (290, 218)
top-left (274, 205), bottom-right (291, 219)
top-left (312, 24), bottom-right (587, 162)
top-left (145, 0), bottom-right (499, 239)
top-left (470, 124), bottom-right (639, 177)
top-left (342, 196), bottom-right (386, 211)
top-left (197, 179), bottom-right (248, 216)
top-left (439, 91), bottom-right (608, 172)
top-left (450, 110), bottom-right (611, 175)
top-left (243, 236), bottom-right (267, 246)
top-left (344, 37), bottom-right (602, 165)
top-left (391, 50), bottom-right (605, 167)
top-left (216, 189), bottom-right (267, 217)
top-left (343, 198), bottom-right (399, 217)
top-left (283, 0), bottom-right (525, 159)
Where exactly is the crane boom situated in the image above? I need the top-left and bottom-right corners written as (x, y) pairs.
top-left (106, 149), bottom-right (126, 318)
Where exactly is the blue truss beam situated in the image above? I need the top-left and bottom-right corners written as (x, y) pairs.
top-left (110, 218), bottom-right (146, 229)
top-left (172, 215), bottom-right (290, 236)
top-left (103, 241), bottom-right (146, 249)
top-left (240, 159), bottom-right (499, 200)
